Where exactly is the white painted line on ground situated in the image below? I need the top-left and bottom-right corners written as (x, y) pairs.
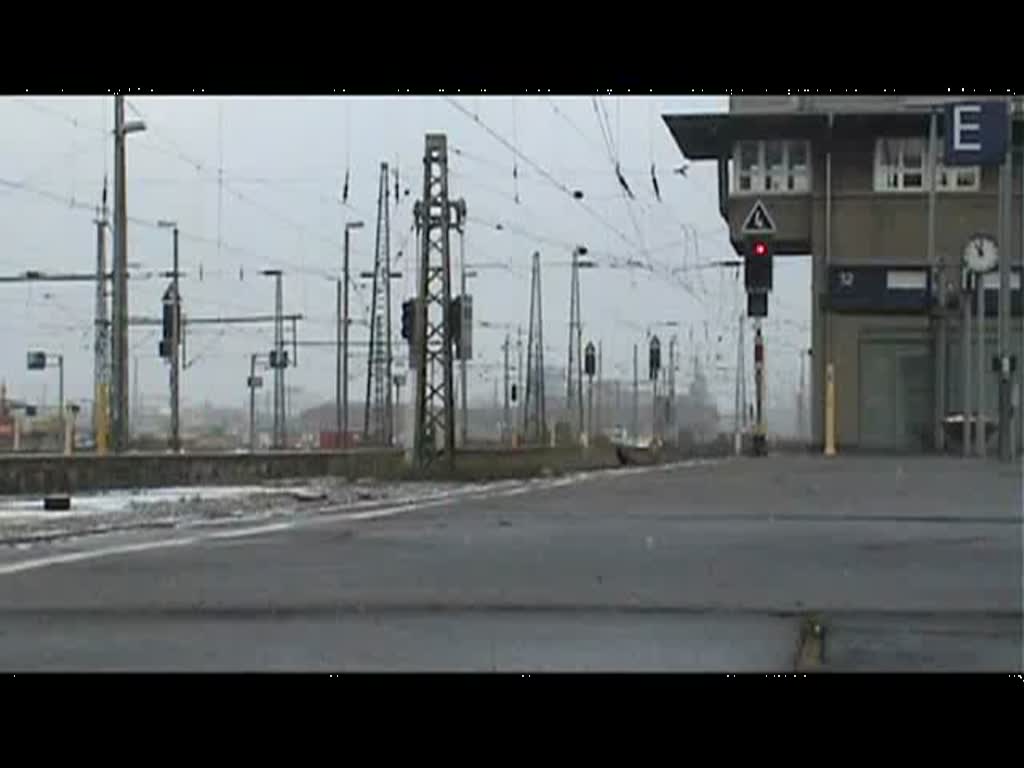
top-left (205, 522), bottom-right (295, 540)
top-left (311, 480), bottom-right (521, 517)
top-left (0, 483), bottom-right (548, 575)
top-left (310, 482), bottom-right (547, 524)
top-left (0, 459), bottom-right (717, 576)
top-left (0, 536), bottom-right (200, 576)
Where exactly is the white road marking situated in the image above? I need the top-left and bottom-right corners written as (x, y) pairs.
top-left (0, 459), bottom-right (716, 577)
top-left (205, 522), bottom-right (295, 540)
top-left (0, 537), bottom-right (199, 576)
top-left (0, 483), bottom-right (550, 575)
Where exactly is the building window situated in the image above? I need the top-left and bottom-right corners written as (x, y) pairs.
top-left (874, 138), bottom-right (980, 192)
top-left (733, 140), bottom-right (810, 195)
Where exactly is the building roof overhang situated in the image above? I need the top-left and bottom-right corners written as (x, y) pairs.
top-left (664, 109), bottom-right (1021, 161)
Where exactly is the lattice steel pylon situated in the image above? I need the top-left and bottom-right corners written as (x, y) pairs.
top-left (523, 251), bottom-right (546, 444)
top-left (412, 135), bottom-right (456, 469)
top-left (364, 162), bottom-right (393, 445)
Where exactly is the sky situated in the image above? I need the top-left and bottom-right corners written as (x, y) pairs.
top-left (0, 95), bottom-right (811, 423)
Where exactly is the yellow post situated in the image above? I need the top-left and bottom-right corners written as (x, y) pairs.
top-left (64, 406), bottom-right (73, 456)
top-left (95, 382), bottom-right (109, 456)
top-left (824, 363), bottom-right (836, 456)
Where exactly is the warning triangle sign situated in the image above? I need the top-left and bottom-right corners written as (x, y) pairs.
top-left (741, 200), bottom-right (776, 235)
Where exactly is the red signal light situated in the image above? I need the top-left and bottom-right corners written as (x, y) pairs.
top-left (753, 241), bottom-right (768, 257)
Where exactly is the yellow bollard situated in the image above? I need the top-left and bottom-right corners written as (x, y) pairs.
top-left (64, 406), bottom-right (73, 456)
top-left (824, 363), bottom-right (836, 456)
top-left (95, 382), bottom-right (110, 456)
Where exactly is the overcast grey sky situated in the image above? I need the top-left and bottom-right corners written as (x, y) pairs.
top-left (0, 95), bottom-right (810, 417)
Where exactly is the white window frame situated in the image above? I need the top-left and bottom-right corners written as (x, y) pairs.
top-left (873, 137), bottom-right (980, 193)
top-left (732, 139), bottom-right (811, 196)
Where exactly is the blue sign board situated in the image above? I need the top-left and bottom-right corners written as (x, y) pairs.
top-left (944, 101), bottom-right (1009, 166)
top-left (828, 266), bottom-right (931, 314)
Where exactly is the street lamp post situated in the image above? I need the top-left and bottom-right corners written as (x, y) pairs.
top-left (569, 245), bottom-right (596, 440)
top-left (454, 261), bottom-right (510, 445)
top-left (111, 95), bottom-right (146, 453)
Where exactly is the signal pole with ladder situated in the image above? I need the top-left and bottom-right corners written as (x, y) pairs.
top-left (93, 179), bottom-right (111, 455)
top-left (567, 248), bottom-right (584, 437)
top-left (453, 199), bottom-right (469, 447)
top-left (502, 333), bottom-right (511, 444)
top-left (753, 323), bottom-right (767, 456)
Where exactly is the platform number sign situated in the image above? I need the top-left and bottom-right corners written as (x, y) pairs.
top-left (945, 101), bottom-right (1009, 167)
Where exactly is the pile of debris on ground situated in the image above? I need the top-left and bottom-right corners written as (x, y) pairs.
top-left (0, 478), bottom-right (467, 546)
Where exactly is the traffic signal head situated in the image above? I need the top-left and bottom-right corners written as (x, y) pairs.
top-left (584, 342), bottom-right (596, 378)
top-left (648, 336), bottom-right (661, 381)
top-left (450, 297), bottom-right (462, 353)
top-left (401, 298), bottom-right (415, 341)
top-left (161, 297), bottom-right (181, 350)
top-left (744, 237), bottom-right (773, 293)
top-left (450, 295), bottom-right (473, 360)
top-left (747, 292), bottom-right (768, 318)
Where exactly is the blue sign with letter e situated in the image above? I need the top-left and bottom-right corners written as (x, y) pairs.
top-left (944, 101), bottom-right (1009, 166)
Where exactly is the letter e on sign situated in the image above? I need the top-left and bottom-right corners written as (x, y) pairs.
top-left (953, 104), bottom-right (982, 153)
top-left (945, 101), bottom-right (1008, 166)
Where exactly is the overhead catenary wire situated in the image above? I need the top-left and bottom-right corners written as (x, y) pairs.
top-left (446, 106), bottom-right (706, 305)
top-left (0, 174), bottom-right (341, 287)
top-left (444, 97), bottom-right (648, 262)
top-left (591, 97), bottom-right (645, 249)
top-left (8, 98), bottom-right (350, 283)
top-left (8, 96), bottom-right (782, 408)
top-left (124, 99), bottom-right (355, 257)
top-left (13, 96), bottom-right (411, 253)
top-left (544, 97), bottom-right (727, 272)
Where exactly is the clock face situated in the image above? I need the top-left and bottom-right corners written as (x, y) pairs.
top-left (963, 236), bottom-right (999, 274)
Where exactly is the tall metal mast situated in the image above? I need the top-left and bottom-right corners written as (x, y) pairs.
top-left (93, 178), bottom-right (110, 454)
top-left (524, 251), bottom-right (546, 444)
top-left (412, 135), bottom-right (456, 469)
top-left (365, 162), bottom-right (394, 445)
